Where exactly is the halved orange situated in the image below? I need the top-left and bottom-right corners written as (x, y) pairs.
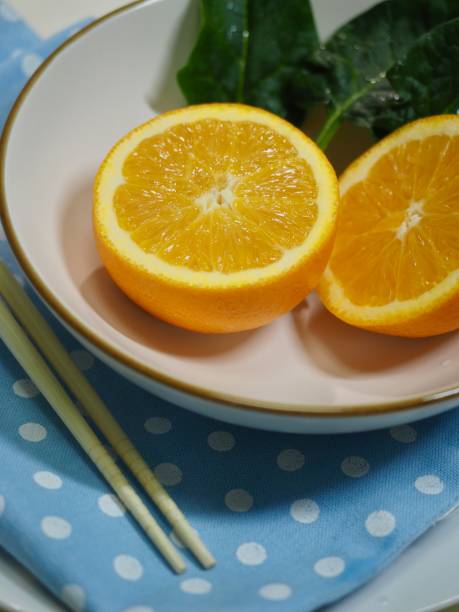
top-left (94, 104), bottom-right (338, 333)
top-left (319, 115), bottom-right (459, 337)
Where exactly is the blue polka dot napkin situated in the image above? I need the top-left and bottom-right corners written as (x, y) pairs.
top-left (1, 5), bottom-right (459, 612)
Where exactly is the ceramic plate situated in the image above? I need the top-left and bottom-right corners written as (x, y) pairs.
top-left (1, 0), bottom-right (459, 433)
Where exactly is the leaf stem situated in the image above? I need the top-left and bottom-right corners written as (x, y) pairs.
top-left (315, 109), bottom-right (342, 150)
top-left (315, 85), bottom-right (373, 150)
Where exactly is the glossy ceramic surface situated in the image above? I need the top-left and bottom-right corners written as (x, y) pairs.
top-left (1, 0), bottom-right (459, 433)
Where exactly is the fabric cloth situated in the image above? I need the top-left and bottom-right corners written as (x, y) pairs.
top-left (1, 4), bottom-right (459, 611)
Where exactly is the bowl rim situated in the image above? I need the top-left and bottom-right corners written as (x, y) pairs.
top-left (1, 0), bottom-right (459, 419)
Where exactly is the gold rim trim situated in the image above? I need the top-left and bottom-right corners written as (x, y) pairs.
top-left (1, 0), bottom-right (458, 419)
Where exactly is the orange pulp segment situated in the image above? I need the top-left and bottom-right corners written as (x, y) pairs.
top-left (94, 104), bottom-right (338, 333)
top-left (319, 115), bottom-right (459, 337)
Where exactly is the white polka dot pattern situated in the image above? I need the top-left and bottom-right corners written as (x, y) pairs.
top-left (236, 542), bottom-right (267, 565)
top-left (277, 449), bottom-right (305, 472)
top-left (365, 511), bottom-right (396, 537)
top-left (113, 555), bottom-right (143, 581)
top-left (19, 422), bottom-right (47, 442)
top-left (314, 556), bottom-right (345, 578)
top-left (415, 475), bottom-right (444, 495)
top-left (98, 493), bottom-right (126, 517)
top-left (41, 516), bottom-right (72, 540)
top-left (259, 583), bottom-right (292, 601)
top-left (0, 236), bottom-right (456, 612)
top-left (144, 417), bottom-right (171, 434)
top-left (180, 578), bottom-right (212, 595)
top-left (33, 471), bottom-right (62, 490)
top-left (61, 584), bottom-right (86, 612)
top-left (224, 489), bottom-right (253, 512)
top-left (208, 431), bottom-right (235, 451)
top-left (154, 463), bottom-right (182, 486)
top-left (13, 378), bottom-right (39, 398)
top-left (341, 456), bottom-right (369, 478)
top-left (290, 499), bottom-right (320, 524)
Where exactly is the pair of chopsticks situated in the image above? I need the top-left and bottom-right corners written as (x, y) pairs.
top-left (0, 260), bottom-right (215, 574)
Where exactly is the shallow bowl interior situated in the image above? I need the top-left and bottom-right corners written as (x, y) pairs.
top-left (1, 0), bottom-right (459, 429)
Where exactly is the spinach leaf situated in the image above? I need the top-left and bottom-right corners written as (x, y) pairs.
top-left (372, 18), bottom-right (459, 137)
top-left (177, 0), bottom-right (319, 124)
top-left (299, 0), bottom-right (459, 149)
top-left (177, 0), bottom-right (246, 106)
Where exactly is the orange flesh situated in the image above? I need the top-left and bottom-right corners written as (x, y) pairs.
top-left (330, 135), bottom-right (459, 306)
top-left (113, 119), bottom-right (318, 273)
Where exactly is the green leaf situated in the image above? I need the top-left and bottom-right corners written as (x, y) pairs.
top-left (177, 0), bottom-right (246, 105)
top-left (307, 0), bottom-right (459, 148)
top-left (177, 0), bottom-right (319, 124)
top-left (372, 18), bottom-right (459, 137)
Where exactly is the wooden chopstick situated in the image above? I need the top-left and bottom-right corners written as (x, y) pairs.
top-left (0, 262), bottom-right (215, 569)
top-left (0, 294), bottom-right (186, 573)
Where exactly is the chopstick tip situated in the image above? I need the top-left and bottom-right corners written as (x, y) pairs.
top-left (200, 552), bottom-right (217, 570)
top-left (174, 559), bottom-right (187, 575)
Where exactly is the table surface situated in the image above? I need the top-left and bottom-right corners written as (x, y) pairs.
top-left (2, 1), bottom-right (459, 611)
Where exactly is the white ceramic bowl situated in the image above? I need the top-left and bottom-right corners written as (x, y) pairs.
top-left (1, 0), bottom-right (459, 433)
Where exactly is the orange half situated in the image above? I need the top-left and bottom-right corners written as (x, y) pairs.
top-left (94, 104), bottom-right (338, 333)
top-left (319, 115), bottom-right (459, 337)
